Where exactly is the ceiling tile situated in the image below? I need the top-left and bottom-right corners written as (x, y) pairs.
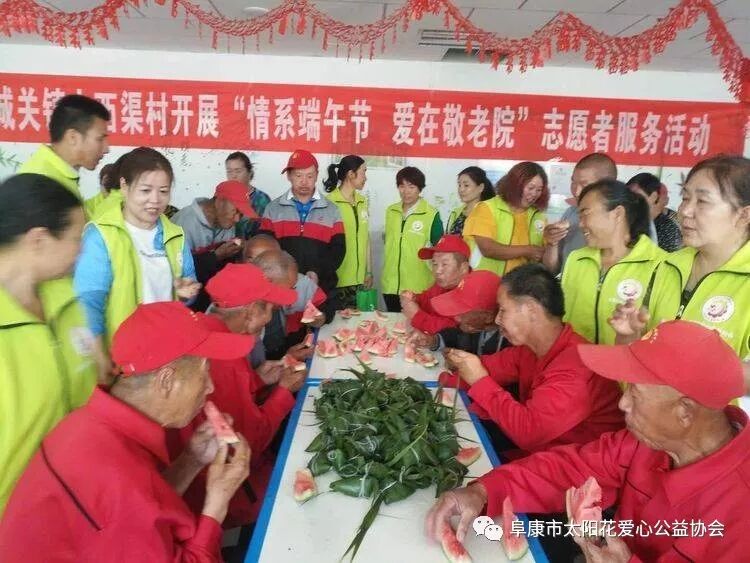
top-left (571, 12), bottom-right (646, 34)
top-left (712, 0), bottom-right (749, 20)
top-left (134, 0), bottom-right (218, 19)
top-left (468, 9), bottom-right (555, 35)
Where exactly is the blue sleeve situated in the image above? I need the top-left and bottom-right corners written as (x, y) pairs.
top-left (181, 241), bottom-right (196, 280)
top-left (73, 225), bottom-right (112, 337)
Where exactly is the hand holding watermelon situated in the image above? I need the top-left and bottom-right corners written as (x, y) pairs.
top-left (186, 419), bottom-right (230, 465)
top-left (573, 530), bottom-right (631, 563)
top-left (425, 484), bottom-right (488, 544)
top-left (278, 365), bottom-right (306, 393)
top-left (202, 437), bottom-right (251, 523)
top-left (443, 349), bottom-right (489, 386)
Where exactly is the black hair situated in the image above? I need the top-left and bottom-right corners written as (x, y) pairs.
top-left (119, 147), bottom-right (174, 187)
top-left (323, 155), bottom-right (365, 192)
top-left (626, 172), bottom-right (661, 198)
top-left (501, 263), bottom-right (565, 318)
top-left (0, 174), bottom-right (82, 246)
top-left (103, 151), bottom-right (132, 191)
top-left (396, 166), bottom-right (426, 191)
top-left (458, 166), bottom-right (495, 201)
top-left (579, 179), bottom-right (650, 246)
top-left (686, 155), bottom-right (750, 210)
top-left (49, 94), bottom-right (110, 143)
top-left (226, 152), bottom-right (253, 174)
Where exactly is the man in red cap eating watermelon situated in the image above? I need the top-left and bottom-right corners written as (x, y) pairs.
top-left (0, 302), bottom-right (255, 562)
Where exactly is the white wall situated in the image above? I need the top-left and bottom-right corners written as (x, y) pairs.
top-left (0, 44), bottom-right (745, 283)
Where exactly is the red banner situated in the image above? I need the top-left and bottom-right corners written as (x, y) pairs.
top-left (0, 72), bottom-right (745, 166)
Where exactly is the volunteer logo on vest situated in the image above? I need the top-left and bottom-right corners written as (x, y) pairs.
top-left (616, 279), bottom-right (643, 301)
top-left (534, 219), bottom-right (545, 233)
top-left (411, 220), bottom-right (424, 233)
top-left (69, 326), bottom-right (95, 357)
top-left (702, 296), bottom-right (734, 323)
top-left (360, 210), bottom-right (368, 221)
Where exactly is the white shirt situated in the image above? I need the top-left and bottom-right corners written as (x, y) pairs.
top-left (125, 222), bottom-right (173, 304)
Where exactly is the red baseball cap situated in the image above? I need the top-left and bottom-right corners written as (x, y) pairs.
top-left (111, 302), bottom-right (255, 376)
top-left (430, 270), bottom-right (501, 317)
top-left (418, 235), bottom-right (470, 260)
top-left (214, 180), bottom-right (258, 219)
top-left (281, 150), bottom-right (319, 174)
top-left (578, 320), bottom-right (744, 409)
top-left (206, 263), bottom-right (297, 308)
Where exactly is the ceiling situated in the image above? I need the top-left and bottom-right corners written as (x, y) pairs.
top-left (2, 0), bottom-right (748, 71)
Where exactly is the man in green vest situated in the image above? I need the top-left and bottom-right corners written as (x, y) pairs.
top-left (19, 94), bottom-right (111, 204)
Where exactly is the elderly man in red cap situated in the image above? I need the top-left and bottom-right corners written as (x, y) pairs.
top-left (0, 302), bottom-right (254, 562)
top-left (172, 180), bottom-right (259, 311)
top-left (427, 320), bottom-right (750, 562)
top-left (171, 263), bottom-right (305, 531)
top-left (443, 263), bottom-right (623, 458)
top-left (259, 150), bottom-right (345, 302)
top-left (400, 234), bottom-right (471, 336)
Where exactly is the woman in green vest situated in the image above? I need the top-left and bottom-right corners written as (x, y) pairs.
top-left (446, 166), bottom-right (495, 235)
top-left (324, 155), bottom-right (371, 308)
top-left (0, 173), bottom-right (97, 515)
top-left (381, 166), bottom-right (443, 312)
top-left (74, 147), bottom-right (199, 381)
top-left (463, 161), bottom-right (548, 275)
top-left (561, 179), bottom-right (665, 345)
top-left (611, 156), bottom-right (750, 371)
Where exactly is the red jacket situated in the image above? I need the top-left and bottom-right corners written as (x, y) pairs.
top-left (0, 388), bottom-right (222, 562)
top-left (477, 407), bottom-right (750, 562)
top-left (470, 324), bottom-right (623, 454)
top-left (169, 315), bottom-right (295, 526)
top-left (410, 283), bottom-right (458, 334)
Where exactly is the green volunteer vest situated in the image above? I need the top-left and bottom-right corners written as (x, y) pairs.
top-left (0, 278), bottom-right (96, 514)
top-left (19, 145), bottom-right (81, 200)
top-left (562, 235), bottom-right (666, 345)
top-left (446, 205), bottom-right (465, 233)
top-left (94, 204), bottom-right (185, 347)
top-left (647, 241), bottom-right (750, 361)
top-left (468, 196), bottom-right (546, 275)
top-left (381, 198), bottom-right (438, 294)
top-left (327, 187), bottom-right (369, 287)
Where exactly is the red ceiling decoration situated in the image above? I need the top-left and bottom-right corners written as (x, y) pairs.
top-left (0, 0), bottom-right (747, 100)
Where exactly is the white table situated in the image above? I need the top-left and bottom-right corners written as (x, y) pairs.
top-left (308, 311), bottom-right (442, 382)
top-left (245, 382), bottom-right (549, 563)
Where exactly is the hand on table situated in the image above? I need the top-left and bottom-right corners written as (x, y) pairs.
top-left (425, 484), bottom-right (488, 543)
top-left (443, 348), bottom-right (488, 385)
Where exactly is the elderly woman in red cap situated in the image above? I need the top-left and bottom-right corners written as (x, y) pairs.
top-left (0, 302), bottom-right (254, 562)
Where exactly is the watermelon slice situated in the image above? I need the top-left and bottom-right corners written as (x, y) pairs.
top-left (332, 328), bottom-right (356, 342)
top-left (439, 521), bottom-right (472, 563)
top-left (455, 446), bottom-right (481, 466)
top-left (281, 354), bottom-right (306, 372)
top-left (293, 468), bottom-right (317, 503)
top-left (349, 308), bottom-right (361, 316)
top-left (338, 340), bottom-right (353, 355)
top-left (438, 388), bottom-right (456, 407)
top-left (316, 339), bottom-right (340, 358)
top-left (404, 343), bottom-right (416, 363)
top-left (203, 400), bottom-right (240, 445)
top-left (396, 334), bottom-right (407, 345)
top-left (302, 332), bottom-right (315, 348)
top-left (501, 497), bottom-right (529, 561)
top-left (301, 301), bottom-right (323, 323)
top-left (366, 339), bottom-right (388, 356)
top-left (416, 350), bottom-right (438, 368)
top-left (383, 338), bottom-right (399, 357)
top-left (339, 309), bottom-right (352, 320)
top-left (375, 311), bottom-right (388, 322)
top-left (385, 372), bottom-right (397, 379)
top-left (565, 476), bottom-right (603, 536)
top-left (357, 350), bottom-right (373, 365)
top-left (392, 320), bottom-right (407, 334)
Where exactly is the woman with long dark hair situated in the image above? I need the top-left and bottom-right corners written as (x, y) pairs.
top-left (446, 166), bottom-right (495, 236)
top-left (323, 155), bottom-right (371, 308)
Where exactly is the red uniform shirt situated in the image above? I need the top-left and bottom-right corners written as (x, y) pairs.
top-left (0, 388), bottom-right (222, 563)
top-left (470, 324), bottom-right (624, 454)
top-left (477, 407), bottom-right (750, 562)
top-left (169, 315), bottom-right (295, 526)
top-left (410, 283), bottom-right (458, 334)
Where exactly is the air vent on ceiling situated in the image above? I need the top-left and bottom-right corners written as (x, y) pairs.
top-left (418, 29), bottom-right (505, 64)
